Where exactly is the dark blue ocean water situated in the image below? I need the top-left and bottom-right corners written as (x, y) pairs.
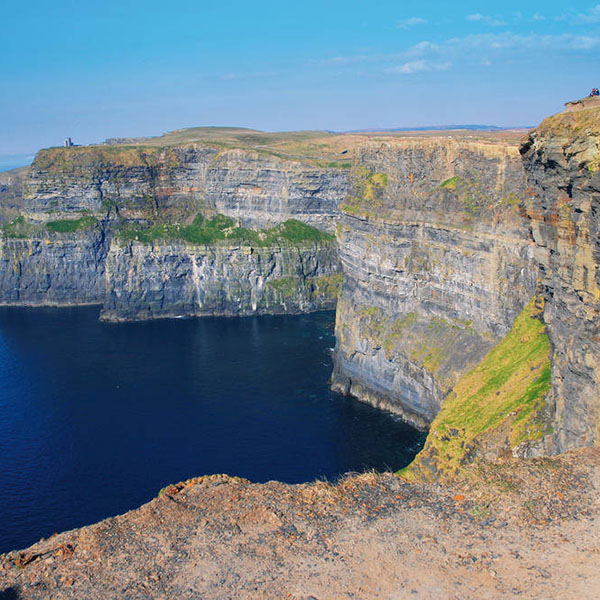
top-left (0, 307), bottom-right (425, 553)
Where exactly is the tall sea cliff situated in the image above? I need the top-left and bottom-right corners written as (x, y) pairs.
top-left (1, 115), bottom-right (598, 459)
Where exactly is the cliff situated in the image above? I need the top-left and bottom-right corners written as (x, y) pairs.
top-left (520, 105), bottom-right (600, 451)
top-left (331, 138), bottom-right (538, 428)
top-left (27, 143), bottom-right (349, 231)
top-left (399, 106), bottom-right (600, 478)
top-left (0, 137), bottom-right (347, 319)
top-left (102, 239), bottom-right (341, 321)
top-left (2, 116), bottom-right (599, 453)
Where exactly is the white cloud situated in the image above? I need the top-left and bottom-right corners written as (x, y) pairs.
top-left (308, 30), bottom-right (599, 79)
top-left (428, 32), bottom-right (600, 54)
top-left (533, 6), bottom-right (600, 24)
top-left (397, 17), bottom-right (427, 29)
top-left (403, 40), bottom-right (441, 58)
top-left (386, 60), bottom-right (451, 75)
top-left (466, 13), bottom-right (507, 26)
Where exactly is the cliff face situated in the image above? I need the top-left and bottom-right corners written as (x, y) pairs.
top-left (3, 119), bottom-right (598, 453)
top-left (0, 144), bottom-right (345, 319)
top-left (0, 167), bottom-right (28, 222)
top-left (331, 139), bottom-right (538, 428)
top-left (521, 106), bottom-right (600, 451)
top-left (101, 240), bottom-right (341, 321)
top-left (0, 226), bottom-right (108, 306)
top-left (27, 145), bottom-right (348, 230)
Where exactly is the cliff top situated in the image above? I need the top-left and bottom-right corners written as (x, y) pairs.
top-left (534, 103), bottom-right (600, 138)
top-left (31, 126), bottom-right (529, 171)
top-left (564, 95), bottom-right (600, 112)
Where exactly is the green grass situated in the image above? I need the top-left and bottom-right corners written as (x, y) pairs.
top-left (266, 276), bottom-right (300, 298)
top-left (46, 216), bottom-right (98, 233)
top-left (312, 161), bottom-right (353, 169)
top-left (117, 214), bottom-right (335, 247)
top-left (1, 214), bottom-right (98, 237)
top-left (401, 297), bottom-right (552, 481)
top-left (1, 216), bottom-right (37, 238)
top-left (440, 176), bottom-right (459, 190)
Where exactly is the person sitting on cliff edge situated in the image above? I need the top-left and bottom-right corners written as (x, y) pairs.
top-left (589, 88), bottom-right (599, 97)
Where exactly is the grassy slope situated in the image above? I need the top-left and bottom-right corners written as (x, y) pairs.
top-left (401, 297), bottom-right (552, 482)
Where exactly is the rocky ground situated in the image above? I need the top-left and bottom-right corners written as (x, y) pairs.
top-left (1, 448), bottom-right (599, 599)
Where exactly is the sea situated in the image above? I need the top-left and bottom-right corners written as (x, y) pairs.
top-left (0, 307), bottom-right (425, 552)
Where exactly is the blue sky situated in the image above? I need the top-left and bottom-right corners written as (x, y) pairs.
top-left (1, 1), bottom-right (599, 155)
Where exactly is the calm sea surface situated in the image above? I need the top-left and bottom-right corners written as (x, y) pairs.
top-left (0, 307), bottom-right (425, 552)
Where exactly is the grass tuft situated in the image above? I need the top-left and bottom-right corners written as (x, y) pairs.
top-left (46, 216), bottom-right (98, 233)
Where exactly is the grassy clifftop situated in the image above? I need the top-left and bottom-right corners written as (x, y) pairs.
top-left (535, 105), bottom-right (600, 137)
top-left (33, 146), bottom-right (183, 173)
top-left (31, 126), bottom-right (527, 174)
top-left (402, 297), bottom-right (552, 482)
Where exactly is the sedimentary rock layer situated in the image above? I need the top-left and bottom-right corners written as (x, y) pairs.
top-left (27, 145), bottom-right (349, 230)
top-left (101, 240), bottom-right (341, 321)
top-left (0, 229), bottom-right (108, 306)
top-left (0, 144), bottom-right (346, 319)
top-left (331, 139), bottom-right (538, 427)
top-left (521, 106), bottom-right (600, 451)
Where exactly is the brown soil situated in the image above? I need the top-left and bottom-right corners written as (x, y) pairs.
top-left (1, 448), bottom-right (599, 599)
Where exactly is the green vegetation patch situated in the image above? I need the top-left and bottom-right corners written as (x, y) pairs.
top-left (46, 216), bottom-right (98, 233)
top-left (340, 167), bottom-right (389, 217)
top-left (117, 214), bottom-right (335, 247)
top-left (312, 160), bottom-right (352, 169)
top-left (1, 216), bottom-right (41, 238)
top-left (266, 276), bottom-right (300, 298)
top-left (357, 306), bottom-right (418, 356)
top-left (440, 176), bottom-right (459, 190)
top-left (310, 273), bottom-right (343, 300)
top-left (401, 297), bottom-right (552, 482)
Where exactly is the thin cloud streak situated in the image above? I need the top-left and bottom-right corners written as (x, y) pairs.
top-left (386, 60), bottom-right (451, 75)
top-left (397, 17), bottom-right (427, 29)
top-left (466, 14), bottom-right (507, 26)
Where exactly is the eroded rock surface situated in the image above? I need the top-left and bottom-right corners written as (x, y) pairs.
top-left (331, 139), bottom-right (538, 427)
top-left (102, 240), bottom-right (341, 321)
top-left (521, 106), bottom-right (600, 451)
top-left (0, 144), bottom-right (346, 319)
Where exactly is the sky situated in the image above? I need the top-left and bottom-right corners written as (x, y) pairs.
top-left (1, 0), bottom-right (599, 156)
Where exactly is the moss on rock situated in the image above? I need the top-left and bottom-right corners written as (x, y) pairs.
top-left (401, 296), bottom-right (552, 482)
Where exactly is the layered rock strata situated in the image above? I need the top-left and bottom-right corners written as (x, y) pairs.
top-left (0, 227), bottom-right (108, 306)
top-left (0, 144), bottom-right (345, 319)
top-left (101, 240), bottom-right (341, 321)
top-left (520, 106), bottom-right (600, 451)
top-left (331, 139), bottom-right (538, 428)
top-left (27, 145), bottom-right (349, 230)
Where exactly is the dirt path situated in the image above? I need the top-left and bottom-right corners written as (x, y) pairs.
top-left (1, 449), bottom-right (599, 599)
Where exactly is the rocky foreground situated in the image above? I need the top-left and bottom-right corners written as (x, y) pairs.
top-left (1, 448), bottom-right (599, 599)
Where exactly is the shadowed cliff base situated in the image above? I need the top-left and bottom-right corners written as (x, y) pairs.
top-left (1, 449), bottom-right (599, 599)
